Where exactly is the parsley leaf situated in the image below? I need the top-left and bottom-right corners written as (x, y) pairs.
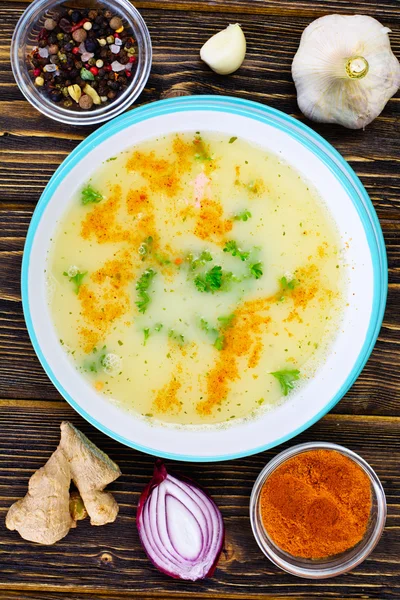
top-left (193, 134), bottom-right (213, 161)
top-left (270, 369), bottom-right (300, 396)
top-left (234, 209), bottom-right (252, 222)
top-left (194, 265), bottom-right (224, 293)
top-left (154, 323), bottom-right (163, 332)
top-left (81, 184), bottom-right (103, 205)
top-left (217, 314), bottom-right (235, 328)
top-left (154, 253), bottom-right (171, 265)
top-left (200, 318), bottom-right (210, 332)
top-left (138, 236), bottom-right (153, 260)
top-left (189, 250), bottom-right (213, 270)
top-left (280, 276), bottom-right (298, 291)
top-left (135, 268), bottom-right (156, 314)
top-left (223, 240), bottom-right (250, 262)
top-left (229, 136), bottom-right (238, 144)
top-left (63, 270), bottom-right (87, 294)
top-left (143, 328), bottom-right (150, 345)
top-left (169, 329), bottom-right (185, 345)
top-left (214, 335), bottom-right (225, 350)
top-left (249, 262), bottom-right (263, 279)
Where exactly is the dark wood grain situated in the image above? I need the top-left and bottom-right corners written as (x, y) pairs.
top-left (0, 404), bottom-right (399, 599)
top-left (1, 0), bottom-right (400, 597)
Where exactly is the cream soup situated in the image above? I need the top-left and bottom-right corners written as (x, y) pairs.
top-left (48, 132), bottom-right (345, 426)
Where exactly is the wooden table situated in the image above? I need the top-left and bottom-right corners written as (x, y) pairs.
top-left (1, 0), bottom-right (400, 598)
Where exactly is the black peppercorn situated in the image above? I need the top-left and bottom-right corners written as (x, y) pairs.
top-left (64, 42), bottom-right (73, 52)
top-left (85, 39), bottom-right (97, 53)
top-left (71, 10), bottom-right (81, 23)
top-left (50, 89), bottom-right (63, 102)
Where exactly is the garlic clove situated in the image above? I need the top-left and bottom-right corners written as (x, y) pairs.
top-left (200, 23), bottom-right (246, 75)
top-left (292, 14), bottom-right (400, 129)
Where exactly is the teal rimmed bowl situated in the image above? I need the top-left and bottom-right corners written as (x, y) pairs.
top-left (21, 96), bottom-right (387, 461)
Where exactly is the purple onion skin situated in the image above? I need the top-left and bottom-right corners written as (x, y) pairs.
top-left (136, 459), bottom-right (225, 580)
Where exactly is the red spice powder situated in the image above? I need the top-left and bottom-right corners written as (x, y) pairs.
top-left (260, 449), bottom-right (372, 559)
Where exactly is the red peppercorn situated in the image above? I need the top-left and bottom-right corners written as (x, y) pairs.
top-left (104, 65), bottom-right (112, 72)
top-left (72, 47), bottom-right (80, 55)
top-left (90, 66), bottom-right (99, 76)
top-left (125, 70), bottom-right (131, 77)
top-left (71, 18), bottom-right (88, 33)
top-left (129, 56), bottom-right (137, 63)
top-left (33, 68), bottom-right (41, 77)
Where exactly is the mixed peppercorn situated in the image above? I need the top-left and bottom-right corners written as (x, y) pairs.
top-left (29, 6), bottom-right (137, 110)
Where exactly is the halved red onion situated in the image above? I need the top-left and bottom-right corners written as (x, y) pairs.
top-left (137, 460), bottom-right (225, 581)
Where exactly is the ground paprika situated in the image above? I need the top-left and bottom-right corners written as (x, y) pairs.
top-left (260, 449), bottom-right (372, 559)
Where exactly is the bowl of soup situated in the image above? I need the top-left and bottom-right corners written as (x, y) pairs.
top-left (22, 96), bottom-right (387, 461)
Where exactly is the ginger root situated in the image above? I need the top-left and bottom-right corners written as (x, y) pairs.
top-left (6, 422), bottom-right (121, 545)
top-left (59, 422), bottom-right (120, 526)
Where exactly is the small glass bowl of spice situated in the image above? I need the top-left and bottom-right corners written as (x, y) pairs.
top-left (11, 0), bottom-right (151, 125)
top-left (250, 442), bottom-right (386, 578)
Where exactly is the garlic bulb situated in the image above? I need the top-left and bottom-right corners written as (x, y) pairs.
top-left (292, 15), bottom-right (400, 129)
top-left (200, 24), bottom-right (246, 75)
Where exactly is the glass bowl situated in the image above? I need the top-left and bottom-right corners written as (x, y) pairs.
top-left (11, 0), bottom-right (152, 125)
top-left (250, 441), bottom-right (387, 579)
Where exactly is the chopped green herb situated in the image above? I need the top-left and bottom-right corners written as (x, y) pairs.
top-left (117, 340), bottom-right (123, 346)
top-left (223, 240), bottom-right (250, 262)
top-left (138, 236), bottom-right (153, 260)
top-left (214, 335), bottom-right (225, 351)
top-left (189, 250), bottom-right (213, 270)
top-left (193, 134), bottom-right (213, 161)
top-left (194, 265), bottom-right (224, 293)
top-left (154, 253), bottom-right (171, 265)
top-left (169, 329), bottom-right (185, 345)
top-left (81, 184), bottom-right (103, 205)
top-left (229, 136), bottom-right (238, 144)
top-left (280, 276), bottom-right (298, 291)
top-left (135, 268), bottom-right (157, 314)
top-left (143, 328), bottom-right (150, 345)
top-left (234, 209), bottom-right (252, 222)
top-left (200, 318), bottom-right (210, 332)
top-left (249, 262), bottom-right (263, 279)
top-left (217, 313), bottom-right (235, 328)
top-left (154, 323), bottom-right (163, 332)
top-left (270, 369), bottom-right (300, 396)
top-left (63, 270), bottom-right (87, 294)
top-left (106, 156), bottom-right (117, 162)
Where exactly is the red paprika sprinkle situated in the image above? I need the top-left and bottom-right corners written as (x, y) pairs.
top-left (260, 449), bottom-right (372, 560)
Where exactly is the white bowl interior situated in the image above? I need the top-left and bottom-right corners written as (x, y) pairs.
top-left (26, 107), bottom-right (375, 460)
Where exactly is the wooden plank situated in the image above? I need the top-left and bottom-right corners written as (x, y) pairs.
top-left (0, 404), bottom-right (399, 598)
top-left (2, 0), bottom-right (400, 20)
